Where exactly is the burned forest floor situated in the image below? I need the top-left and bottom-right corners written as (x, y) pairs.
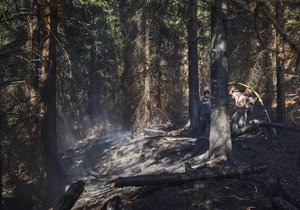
top-left (59, 119), bottom-right (300, 210)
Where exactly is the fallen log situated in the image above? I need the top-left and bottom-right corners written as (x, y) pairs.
top-left (110, 165), bottom-right (266, 188)
top-left (53, 180), bottom-right (85, 210)
top-left (144, 128), bottom-right (167, 136)
top-left (231, 119), bottom-right (300, 137)
top-left (255, 120), bottom-right (300, 131)
top-left (162, 137), bottom-right (197, 142)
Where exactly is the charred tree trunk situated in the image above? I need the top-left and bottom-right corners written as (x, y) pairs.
top-left (53, 180), bottom-right (85, 210)
top-left (187, 0), bottom-right (200, 130)
top-left (0, 114), bottom-right (2, 210)
top-left (40, 0), bottom-right (63, 206)
top-left (119, 0), bottom-right (133, 89)
top-left (133, 4), bottom-right (152, 130)
top-left (118, 0), bottom-right (135, 128)
top-left (0, 159), bottom-right (1, 209)
top-left (143, 12), bottom-right (152, 127)
top-left (0, 112), bottom-right (8, 210)
top-left (87, 41), bottom-right (102, 124)
top-left (111, 165), bottom-right (266, 188)
top-left (155, 30), bottom-right (162, 110)
top-left (261, 4), bottom-right (275, 111)
top-left (26, 0), bottom-right (41, 149)
top-left (275, 2), bottom-right (286, 123)
top-left (209, 0), bottom-right (232, 158)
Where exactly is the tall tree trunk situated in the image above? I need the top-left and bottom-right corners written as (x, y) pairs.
top-left (119, 0), bottom-right (133, 89)
top-left (155, 31), bottom-right (162, 110)
top-left (133, 3), bottom-right (152, 130)
top-left (261, 3), bottom-right (275, 110)
top-left (118, 0), bottom-right (135, 128)
top-left (209, 0), bottom-right (232, 158)
top-left (0, 160), bottom-right (1, 210)
top-left (40, 0), bottom-right (63, 206)
top-left (143, 13), bottom-right (151, 127)
top-left (275, 2), bottom-right (286, 123)
top-left (0, 112), bottom-right (2, 210)
top-left (0, 112), bottom-right (8, 209)
top-left (187, 0), bottom-right (200, 130)
top-left (87, 41), bottom-right (102, 124)
top-left (26, 0), bottom-right (41, 149)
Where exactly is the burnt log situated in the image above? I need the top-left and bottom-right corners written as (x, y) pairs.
top-left (53, 180), bottom-right (85, 210)
top-left (144, 128), bottom-right (167, 136)
top-left (231, 119), bottom-right (300, 137)
top-left (110, 165), bottom-right (266, 188)
top-left (254, 120), bottom-right (300, 131)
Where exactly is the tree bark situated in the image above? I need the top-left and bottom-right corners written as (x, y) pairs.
top-left (27, 0), bottom-right (41, 143)
top-left (0, 122), bottom-right (2, 210)
top-left (133, 4), bottom-right (152, 130)
top-left (87, 41), bottom-right (102, 123)
top-left (260, 2), bottom-right (275, 112)
top-left (143, 8), bottom-right (151, 127)
top-left (187, 0), bottom-right (200, 130)
top-left (209, 0), bottom-right (232, 158)
top-left (111, 165), bottom-right (266, 188)
top-left (155, 27), bottom-right (162, 110)
top-left (118, 0), bottom-right (135, 128)
top-left (119, 0), bottom-right (133, 89)
top-left (275, 2), bottom-right (286, 123)
top-left (53, 180), bottom-right (85, 210)
top-left (40, 0), bottom-right (63, 206)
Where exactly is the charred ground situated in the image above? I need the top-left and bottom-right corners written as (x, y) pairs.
top-left (58, 122), bottom-right (300, 210)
